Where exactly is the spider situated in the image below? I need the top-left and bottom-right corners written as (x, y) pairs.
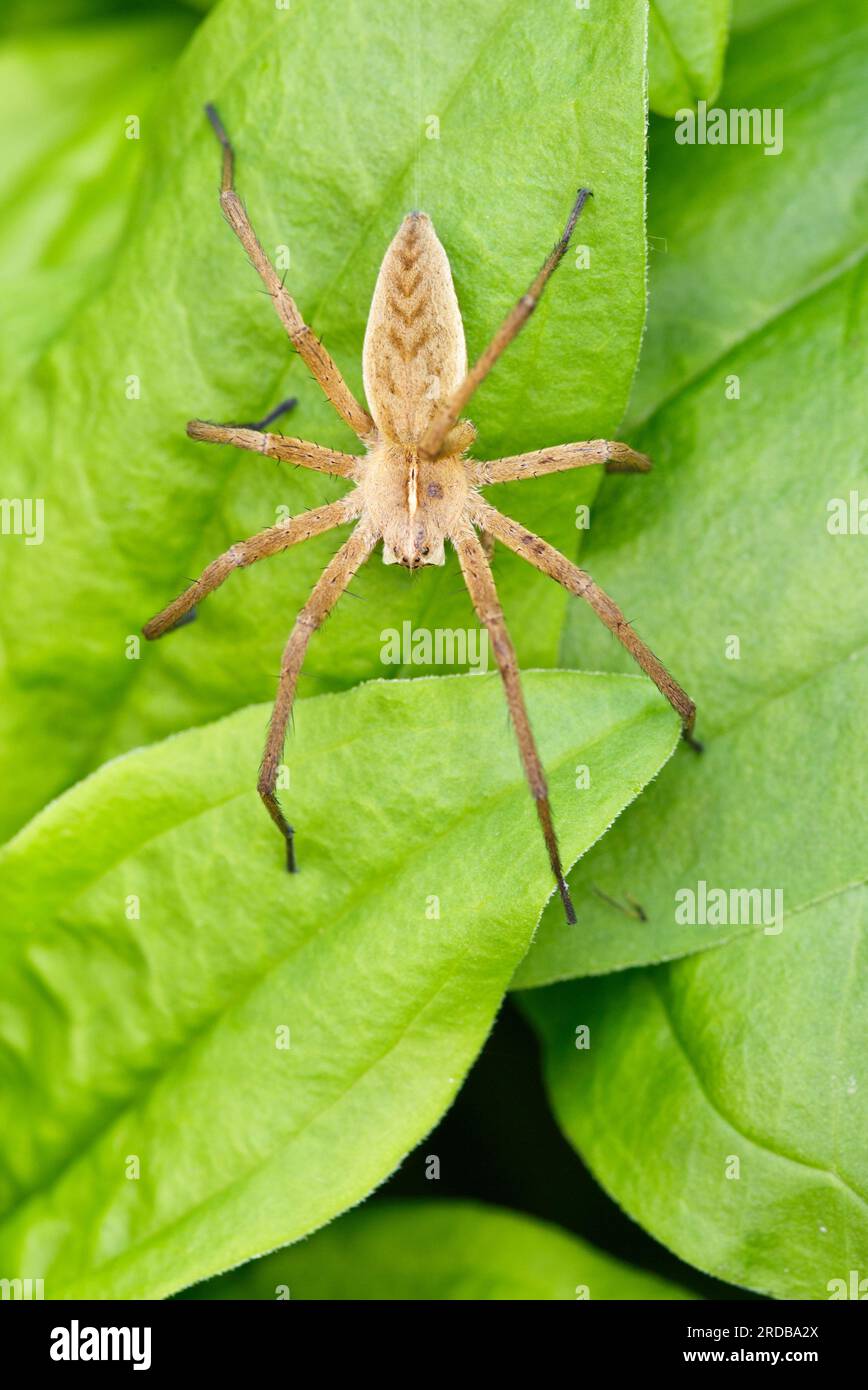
top-left (144, 105), bottom-right (697, 925)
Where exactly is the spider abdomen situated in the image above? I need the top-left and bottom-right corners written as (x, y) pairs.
top-left (362, 212), bottom-right (467, 446)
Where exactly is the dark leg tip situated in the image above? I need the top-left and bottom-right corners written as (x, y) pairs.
top-left (167, 606), bottom-right (197, 633)
top-left (204, 103), bottom-right (224, 137)
top-left (285, 838), bottom-right (297, 874)
top-left (559, 878), bottom-right (577, 926)
top-left (627, 894), bottom-right (648, 923)
top-left (683, 729), bottom-right (704, 754)
top-left (245, 397), bottom-right (299, 432)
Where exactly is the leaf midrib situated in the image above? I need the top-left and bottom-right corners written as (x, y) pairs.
top-left (62, 953), bottom-right (472, 1298)
top-left (0, 695), bottom-right (658, 1239)
top-left (650, 939), bottom-right (868, 1217)
top-left (629, 243), bottom-right (868, 433)
top-left (519, 638), bottom-right (868, 985)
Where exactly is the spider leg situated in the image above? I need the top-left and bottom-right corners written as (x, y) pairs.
top-left (259, 523), bottom-right (378, 871)
top-left (470, 499), bottom-right (698, 745)
top-left (475, 439), bottom-right (651, 486)
top-left (419, 189), bottom-right (592, 460)
top-left (452, 523), bottom-right (576, 924)
top-left (186, 420), bottom-right (360, 479)
top-left (204, 104), bottom-right (374, 442)
top-left (479, 529), bottom-right (495, 562)
top-left (143, 497), bottom-right (357, 639)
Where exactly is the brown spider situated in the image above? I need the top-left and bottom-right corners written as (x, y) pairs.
top-left (144, 105), bottom-right (697, 924)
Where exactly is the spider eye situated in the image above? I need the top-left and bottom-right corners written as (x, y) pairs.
top-left (421, 546), bottom-right (430, 556)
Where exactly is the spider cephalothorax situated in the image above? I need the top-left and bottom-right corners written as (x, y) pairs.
top-left (145, 106), bottom-right (697, 924)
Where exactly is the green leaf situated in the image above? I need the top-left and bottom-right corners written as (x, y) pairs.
top-left (0, 13), bottom-right (196, 381)
top-left (0, 670), bottom-right (678, 1299)
top-left (731, 0), bottom-right (798, 31)
top-left (0, 0), bottom-right (647, 840)
top-left (648, 0), bottom-right (731, 118)
top-left (180, 1198), bottom-right (698, 1300)
top-left (523, 886), bottom-right (868, 1299)
top-left (635, 0), bottom-right (867, 426)
top-left (0, 1), bottom-right (192, 33)
top-left (514, 0), bottom-right (868, 986)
